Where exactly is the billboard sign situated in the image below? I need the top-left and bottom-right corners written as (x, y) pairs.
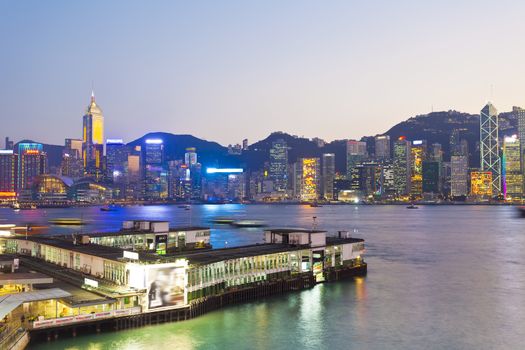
top-left (147, 265), bottom-right (185, 310)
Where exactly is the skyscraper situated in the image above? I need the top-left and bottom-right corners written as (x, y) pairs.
top-left (422, 161), bottom-right (440, 194)
top-left (321, 153), bottom-right (335, 200)
top-left (17, 143), bottom-right (47, 193)
top-left (502, 135), bottom-right (522, 198)
top-left (410, 140), bottom-right (427, 197)
top-left (346, 140), bottom-right (367, 179)
top-left (450, 155), bottom-right (468, 197)
top-left (142, 139), bottom-right (168, 200)
top-left (4, 137), bottom-right (14, 150)
top-left (514, 106), bottom-right (525, 190)
top-left (269, 139), bottom-right (288, 193)
top-left (480, 102), bottom-right (501, 194)
top-left (82, 92), bottom-right (104, 179)
top-left (185, 147), bottom-right (198, 166)
top-left (393, 137), bottom-right (411, 196)
top-left (470, 171), bottom-right (492, 197)
top-left (0, 150), bottom-right (17, 198)
top-left (296, 158), bottom-right (320, 201)
top-left (106, 139), bottom-right (128, 183)
top-left (374, 135), bottom-right (390, 160)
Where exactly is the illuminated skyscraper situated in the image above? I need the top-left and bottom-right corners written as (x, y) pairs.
top-left (17, 143), bottom-right (47, 192)
top-left (82, 92), bottom-right (104, 179)
top-left (321, 153), bottom-right (335, 200)
top-left (514, 106), bottom-right (525, 190)
top-left (393, 137), bottom-right (411, 195)
top-left (296, 158), bottom-right (320, 201)
top-left (346, 140), bottom-right (367, 179)
top-left (142, 139), bottom-right (168, 200)
top-left (480, 102), bottom-right (501, 194)
top-left (410, 140), bottom-right (427, 197)
top-left (106, 139), bottom-right (128, 184)
top-left (0, 150), bottom-right (17, 199)
top-left (185, 147), bottom-right (198, 166)
top-left (269, 139), bottom-right (288, 193)
top-left (502, 135), bottom-right (522, 198)
top-left (374, 135), bottom-right (390, 160)
top-left (451, 155), bottom-right (468, 197)
top-left (470, 171), bottom-right (492, 197)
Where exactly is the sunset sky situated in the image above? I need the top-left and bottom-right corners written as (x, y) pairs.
top-left (2, 0), bottom-right (525, 146)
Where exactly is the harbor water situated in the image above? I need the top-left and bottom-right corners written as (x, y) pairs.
top-left (2, 204), bottom-right (523, 350)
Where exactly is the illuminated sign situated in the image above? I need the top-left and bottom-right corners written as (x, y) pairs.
top-left (0, 192), bottom-right (16, 197)
top-left (504, 135), bottom-right (518, 143)
top-left (106, 139), bottom-right (124, 144)
top-left (0, 150), bottom-right (13, 154)
top-left (24, 150), bottom-right (40, 155)
top-left (206, 168), bottom-right (243, 174)
top-left (413, 140), bottom-right (423, 145)
top-left (123, 251), bottom-right (139, 260)
top-left (84, 278), bottom-right (99, 288)
top-left (145, 139), bottom-right (163, 144)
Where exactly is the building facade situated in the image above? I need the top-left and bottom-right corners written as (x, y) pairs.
top-left (502, 135), bottom-right (522, 198)
top-left (450, 155), bottom-right (468, 197)
top-left (82, 92), bottom-right (105, 179)
top-left (321, 153), bottom-right (335, 200)
top-left (480, 103), bottom-right (501, 195)
top-left (269, 139), bottom-right (288, 193)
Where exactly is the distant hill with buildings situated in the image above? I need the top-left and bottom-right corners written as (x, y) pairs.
top-left (127, 132), bottom-right (233, 167)
top-left (379, 110), bottom-right (516, 168)
top-left (18, 108), bottom-right (520, 174)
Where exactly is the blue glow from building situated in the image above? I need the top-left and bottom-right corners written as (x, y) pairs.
top-left (206, 168), bottom-right (243, 174)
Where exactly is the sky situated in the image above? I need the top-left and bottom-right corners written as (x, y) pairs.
top-left (2, 0), bottom-right (525, 146)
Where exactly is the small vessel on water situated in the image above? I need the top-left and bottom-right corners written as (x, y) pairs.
top-left (406, 203), bottom-right (419, 209)
top-left (49, 218), bottom-right (86, 226)
top-left (212, 217), bottom-right (235, 224)
top-left (100, 205), bottom-right (118, 212)
top-left (232, 219), bottom-right (266, 228)
top-left (309, 202), bottom-right (322, 208)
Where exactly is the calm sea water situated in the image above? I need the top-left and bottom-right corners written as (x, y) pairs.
top-left (3, 204), bottom-right (524, 350)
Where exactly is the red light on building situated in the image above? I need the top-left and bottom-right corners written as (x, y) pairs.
top-left (398, 136), bottom-right (406, 141)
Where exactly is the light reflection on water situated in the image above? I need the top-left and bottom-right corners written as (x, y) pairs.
top-left (11, 205), bottom-right (525, 350)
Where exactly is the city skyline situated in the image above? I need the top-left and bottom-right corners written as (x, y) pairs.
top-left (3, 1), bottom-right (525, 145)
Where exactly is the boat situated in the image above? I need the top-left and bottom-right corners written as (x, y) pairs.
top-left (100, 206), bottom-right (118, 212)
top-left (406, 204), bottom-right (419, 209)
top-left (212, 217), bottom-right (235, 224)
top-left (11, 203), bottom-right (20, 210)
top-left (309, 202), bottom-right (322, 207)
top-left (232, 220), bottom-right (266, 228)
top-left (49, 218), bottom-right (86, 226)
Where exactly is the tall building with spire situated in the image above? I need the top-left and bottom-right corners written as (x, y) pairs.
top-left (480, 102), bottom-right (501, 195)
top-left (82, 91), bottom-right (105, 179)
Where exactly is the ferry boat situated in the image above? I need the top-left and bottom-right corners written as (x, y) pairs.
top-left (49, 218), bottom-right (86, 226)
top-left (211, 217), bottom-right (235, 224)
top-left (231, 219), bottom-right (266, 228)
top-left (406, 203), bottom-right (419, 209)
